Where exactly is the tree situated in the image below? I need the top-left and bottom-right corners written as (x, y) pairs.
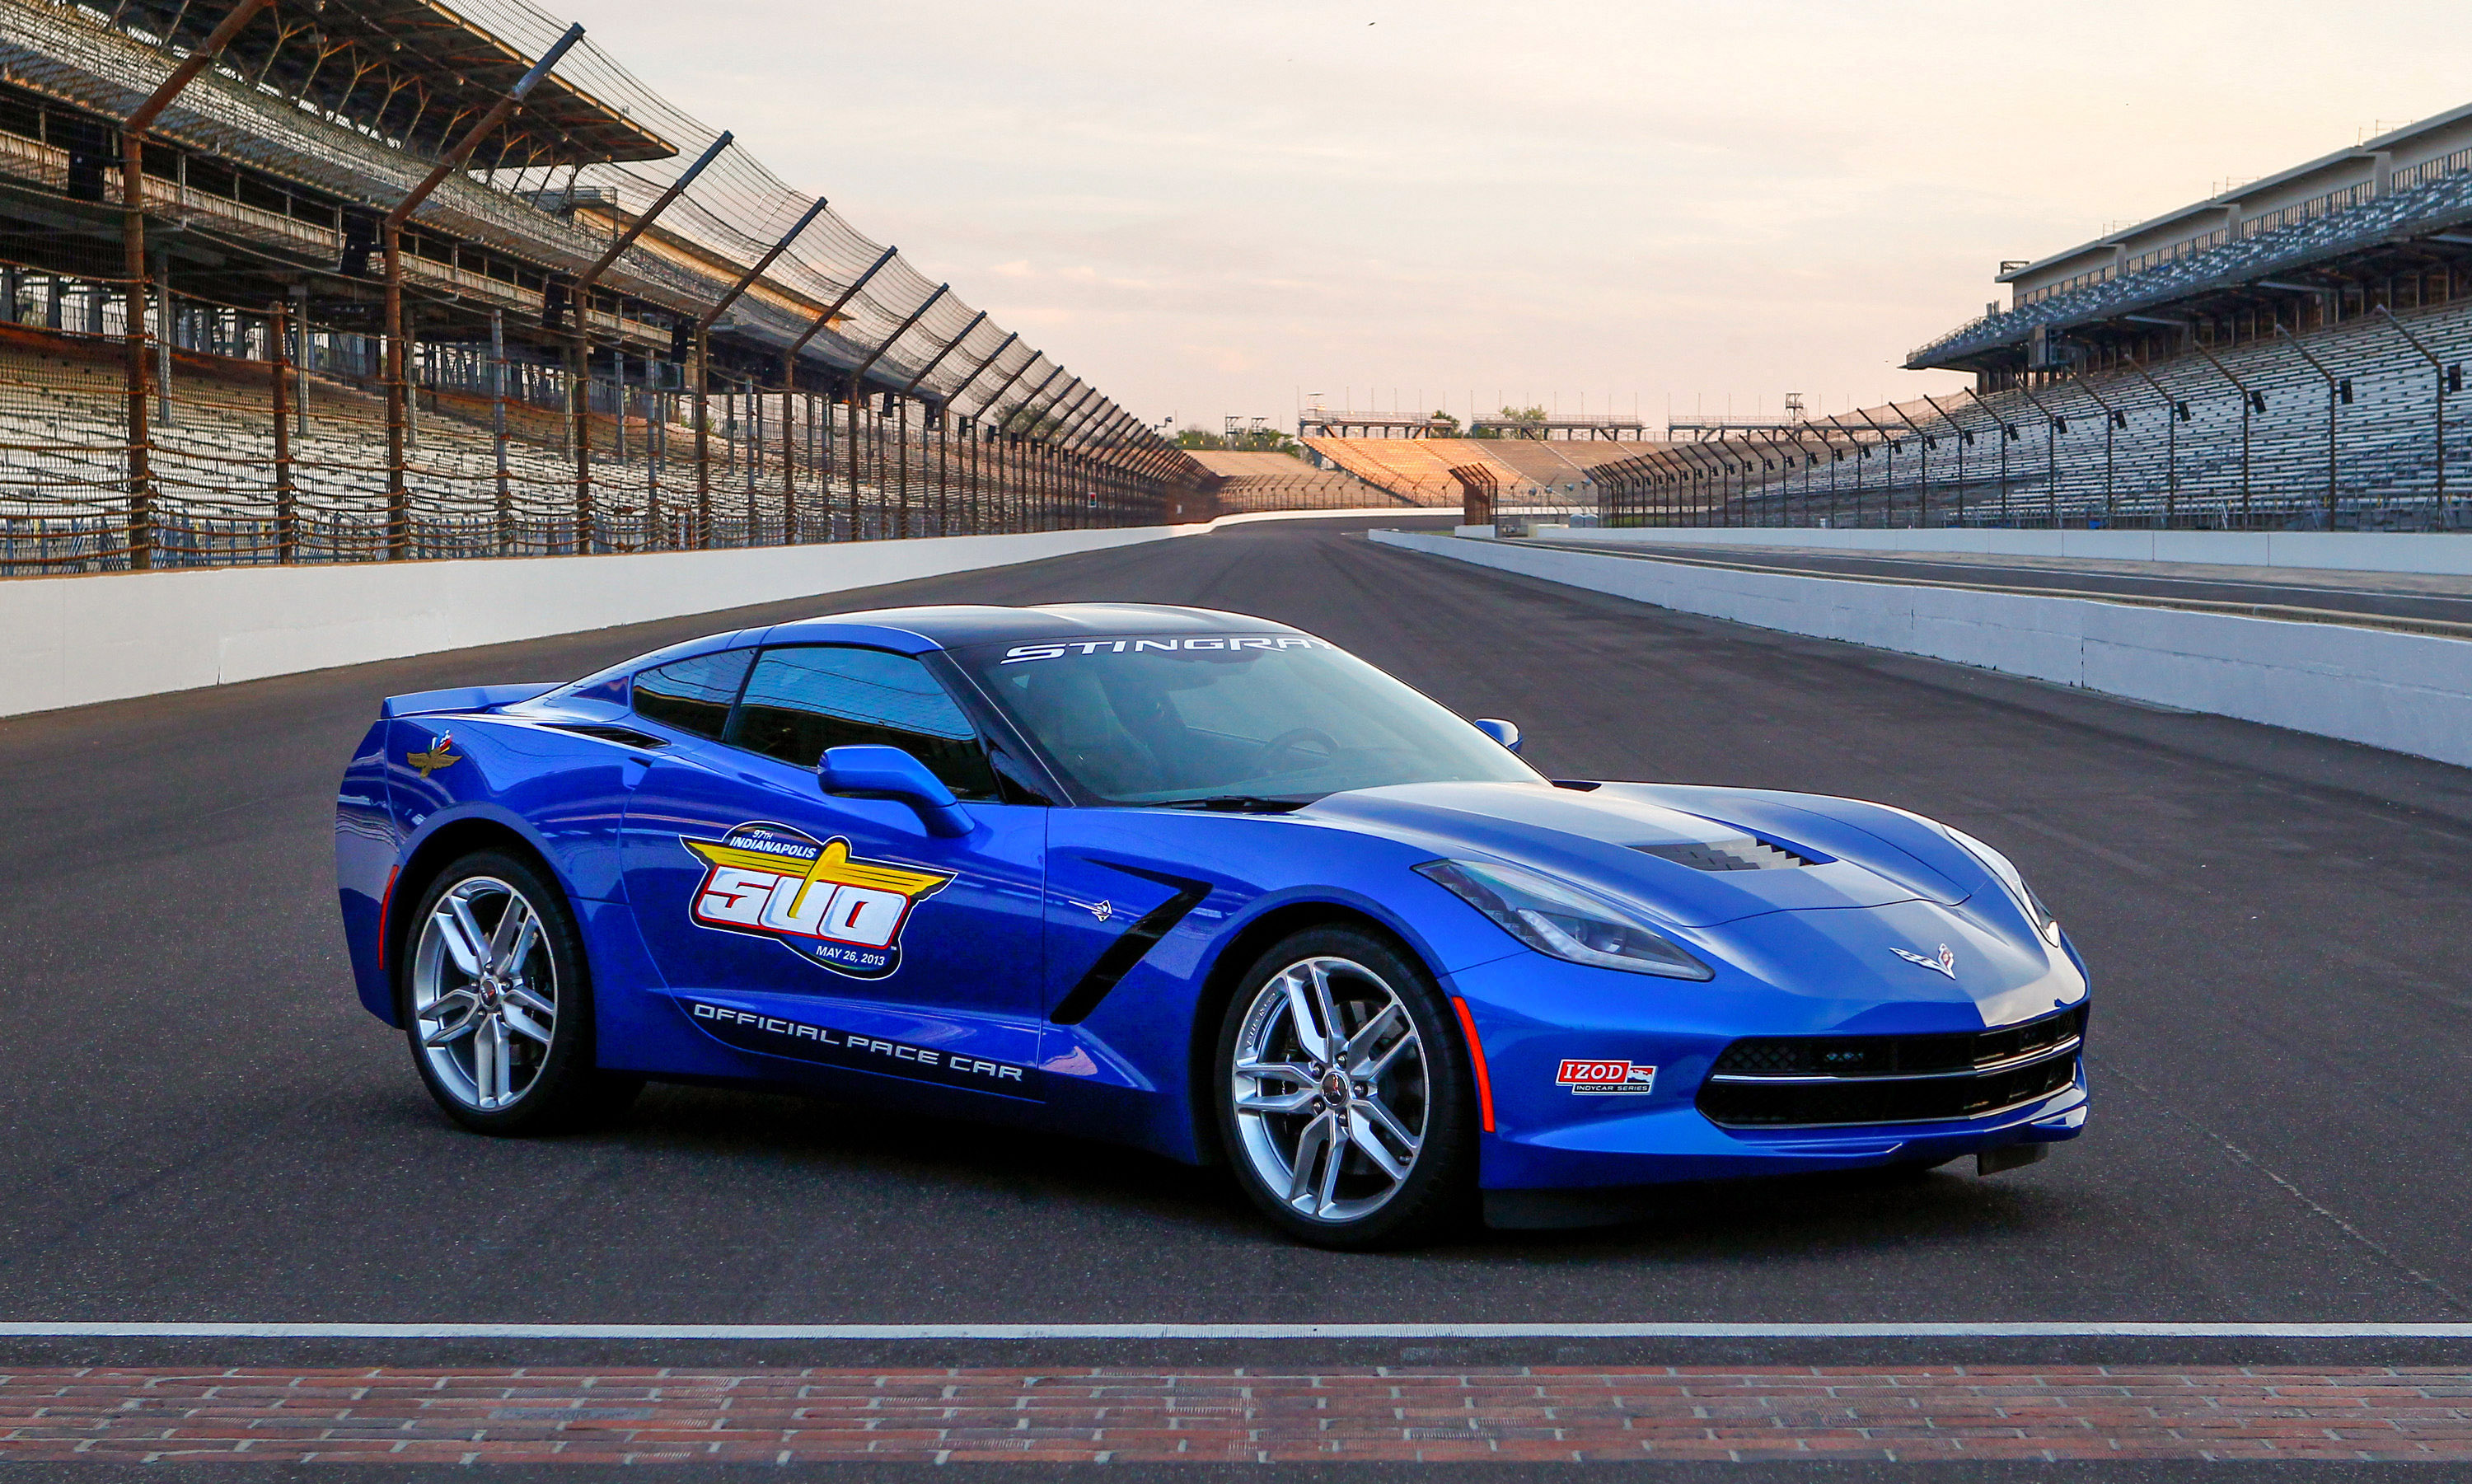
top-left (1472, 405), bottom-right (1547, 440)
top-left (1177, 424), bottom-right (1303, 456)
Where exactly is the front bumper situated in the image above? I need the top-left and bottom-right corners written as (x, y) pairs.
top-left (1445, 943), bottom-right (2090, 1202)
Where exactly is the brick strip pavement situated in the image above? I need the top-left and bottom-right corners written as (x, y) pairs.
top-left (5, 1365), bottom-right (2472, 1463)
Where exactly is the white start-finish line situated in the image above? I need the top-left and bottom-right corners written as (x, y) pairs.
top-left (2, 1321), bottom-right (2469, 1340)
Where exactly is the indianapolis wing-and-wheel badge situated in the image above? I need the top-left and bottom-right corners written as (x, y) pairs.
top-left (406, 734), bottom-right (462, 779)
top-left (681, 822), bottom-right (953, 979)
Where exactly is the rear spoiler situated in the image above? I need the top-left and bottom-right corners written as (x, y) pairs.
top-left (380, 682), bottom-right (561, 719)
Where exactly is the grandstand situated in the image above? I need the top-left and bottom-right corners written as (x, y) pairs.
top-left (1603, 102), bottom-right (2472, 531)
top-left (1297, 405), bottom-right (1651, 442)
top-left (1182, 450), bottom-right (1398, 514)
top-left (0, 0), bottom-right (1202, 573)
top-left (1307, 435), bottom-right (1655, 514)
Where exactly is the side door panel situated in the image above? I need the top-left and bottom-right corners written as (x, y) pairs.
top-left (615, 645), bottom-right (1049, 1099)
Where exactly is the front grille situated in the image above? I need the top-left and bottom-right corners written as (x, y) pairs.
top-left (1711, 1005), bottom-right (2085, 1078)
top-left (1697, 1005), bottom-right (2085, 1129)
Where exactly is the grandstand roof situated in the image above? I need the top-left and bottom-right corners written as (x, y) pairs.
top-left (115, 0), bottom-right (672, 166)
top-left (1911, 101), bottom-right (2472, 376)
top-left (1992, 103), bottom-right (2472, 288)
top-left (1908, 171), bottom-right (2472, 373)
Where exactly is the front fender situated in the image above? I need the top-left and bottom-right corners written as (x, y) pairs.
top-left (1040, 808), bottom-right (1526, 1163)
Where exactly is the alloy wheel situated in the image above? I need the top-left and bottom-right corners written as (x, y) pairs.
top-left (410, 875), bottom-right (559, 1112)
top-left (1229, 954), bottom-right (1429, 1224)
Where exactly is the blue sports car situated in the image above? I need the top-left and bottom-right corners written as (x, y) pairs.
top-left (335, 602), bottom-right (2089, 1248)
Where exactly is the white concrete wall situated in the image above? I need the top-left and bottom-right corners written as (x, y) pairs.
top-left (2, 526), bottom-right (1191, 719)
top-left (1529, 524), bottom-right (2472, 577)
top-left (1373, 530), bottom-right (2472, 770)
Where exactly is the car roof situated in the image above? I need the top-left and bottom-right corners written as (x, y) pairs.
top-left (753, 602), bottom-right (1300, 653)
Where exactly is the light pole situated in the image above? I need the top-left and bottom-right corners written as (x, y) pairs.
top-left (2067, 369), bottom-right (2127, 525)
top-left (2121, 357), bottom-right (2188, 527)
top-left (1963, 386), bottom-right (2017, 525)
top-left (2371, 305), bottom-right (2456, 525)
top-left (2273, 323), bottom-right (2345, 530)
top-left (2004, 378), bottom-right (2072, 527)
top-left (2187, 337), bottom-right (2264, 527)
top-left (1917, 392), bottom-right (1977, 527)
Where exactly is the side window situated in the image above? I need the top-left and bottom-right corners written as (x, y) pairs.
top-left (726, 646), bottom-right (1000, 800)
top-left (631, 648), bottom-right (753, 740)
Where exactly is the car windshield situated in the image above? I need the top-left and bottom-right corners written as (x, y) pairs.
top-left (949, 633), bottom-right (1541, 806)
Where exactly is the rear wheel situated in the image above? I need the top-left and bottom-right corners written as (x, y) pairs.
top-left (400, 849), bottom-right (638, 1135)
top-left (1214, 926), bottom-right (1474, 1248)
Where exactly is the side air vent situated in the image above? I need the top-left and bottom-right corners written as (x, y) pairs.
top-left (1635, 837), bottom-right (1810, 872)
top-left (541, 723), bottom-right (669, 749)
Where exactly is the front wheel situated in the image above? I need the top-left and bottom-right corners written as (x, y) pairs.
top-left (1214, 926), bottom-right (1475, 1248)
top-left (400, 849), bottom-right (638, 1135)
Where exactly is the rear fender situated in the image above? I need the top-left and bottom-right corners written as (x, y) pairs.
top-left (368, 803), bottom-right (572, 1027)
top-left (336, 719), bottom-right (397, 1023)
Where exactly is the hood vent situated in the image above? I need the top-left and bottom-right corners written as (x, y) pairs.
top-left (1635, 837), bottom-right (1809, 872)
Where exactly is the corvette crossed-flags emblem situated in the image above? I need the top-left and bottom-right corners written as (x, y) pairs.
top-left (1890, 943), bottom-right (1959, 979)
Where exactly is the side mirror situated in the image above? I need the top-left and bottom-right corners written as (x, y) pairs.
top-left (818, 744), bottom-right (974, 837)
top-left (1471, 718), bottom-right (1522, 754)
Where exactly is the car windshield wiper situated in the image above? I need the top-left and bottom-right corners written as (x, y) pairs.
top-left (1150, 794), bottom-right (1310, 813)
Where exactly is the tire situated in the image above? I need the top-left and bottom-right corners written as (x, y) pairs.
top-left (1213, 925), bottom-right (1475, 1249)
top-left (397, 848), bottom-right (639, 1135)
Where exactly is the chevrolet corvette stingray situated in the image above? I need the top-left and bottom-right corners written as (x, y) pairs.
top-left (335, 602), bottom-right (2088, 1247)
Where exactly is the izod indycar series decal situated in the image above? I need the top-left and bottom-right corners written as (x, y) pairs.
top-left (681, 822), bottom-right (953, 978)
top-left (1556, 1059), bottom-right (1656, 1094)
top-left (686, 1001), bottom-right (1037, 1098)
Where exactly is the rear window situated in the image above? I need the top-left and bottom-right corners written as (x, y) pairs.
top-left (632, 649), bottom-right (754, 740)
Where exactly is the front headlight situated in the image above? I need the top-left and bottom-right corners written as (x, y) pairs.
top-left (1416, 859), bottom-right (1713, 980)
top-left (1939, 824), bottom-right (2063, 947)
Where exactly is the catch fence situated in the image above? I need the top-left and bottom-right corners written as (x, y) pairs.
top-left (0, 257), bottom-right (1181, 574)
top-left (0, 0), bottom-right (1197, 575)
top-left (1601, 293), bottom-right (2472, 533)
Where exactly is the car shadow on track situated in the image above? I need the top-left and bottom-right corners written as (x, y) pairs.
top-left (436, 1077), bottom-right (2075, 1266)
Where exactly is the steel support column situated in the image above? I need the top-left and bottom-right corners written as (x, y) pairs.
top-left (118, 0), bottom-right (278, 569)
top-left (567, 130), bottom-right (732, 550)
top-left (382, 23), bottom-right (584, 558)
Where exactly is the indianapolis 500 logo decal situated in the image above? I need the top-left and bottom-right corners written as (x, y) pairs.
top-left (681, 822), bottom-right (953, 979)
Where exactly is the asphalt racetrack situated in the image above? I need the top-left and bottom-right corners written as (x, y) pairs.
top-left (8, 516), bottom-right (2472, 1362)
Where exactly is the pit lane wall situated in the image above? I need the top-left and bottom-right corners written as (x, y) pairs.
top-left (0, 511), bottom-right (1400, 719)
top-left (1524, 525), bottom-right (2472, 578)
top-left (1371, 529), bottom-right (2472, 770)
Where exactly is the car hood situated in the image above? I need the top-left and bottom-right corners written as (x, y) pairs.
top-left (1301, 780), bottom-right (1970, 929)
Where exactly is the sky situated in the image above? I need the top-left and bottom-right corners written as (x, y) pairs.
top-left (559, 0), bottom-right (2472, 434)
